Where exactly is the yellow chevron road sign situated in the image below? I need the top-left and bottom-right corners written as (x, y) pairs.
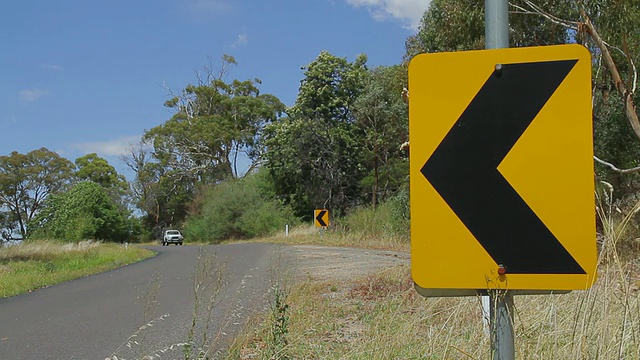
top-left (409, 45), bottom-right (597, 296)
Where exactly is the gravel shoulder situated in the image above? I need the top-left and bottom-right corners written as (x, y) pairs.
top-left (283, 245), bottom-right (410, 282)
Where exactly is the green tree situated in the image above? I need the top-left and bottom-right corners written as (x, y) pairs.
top-left (30, 181), bottom-right (130, 242)
top-left (353, 65), bottom-right (409, 208)
top-left (264, 51), bottom-right (368, 217)
top-left (145, 55), bottom-right (285, 181)
top-left (0, 148), bottom-right (75, 238)
top-left (136, 56), bottom-right (284, 235)
top-left (289, 51), bottom-right (368, 124)
top-left (0, 211), bottom-right (20, 241)
top-left (404, 0), bottom-right (484, 58)
top-left (123, 142), bottom-right (191, 238)
top-left (75, 153), bottom-right (130, 207)
top-left (75, 153), bottom-right (127, 190)
top-left (404, 0), bottom-right (575, 60)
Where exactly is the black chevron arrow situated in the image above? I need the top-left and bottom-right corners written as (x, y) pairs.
top-left (316, 210), bottom-right (328, 227)
top-left (421, 60), bottom-right (586, 274)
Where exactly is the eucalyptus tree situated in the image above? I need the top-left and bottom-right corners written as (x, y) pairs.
top-left (352, 65), bottom-right (408, 208)
top-left (508, 0), bottom-right (640, 196)
top-left (264, 51), bottom-right (369, 217)
top-left (75, 153), bottom-right (127, 190)
top-left (145, 55), bottom-right (285, 182)
top-left (75, 153), bottom-right (130, 208)
top-left (0, 148), bottom-right (75, 239)
top-left (131, 56), bottom-right (285, 233)
top-left (122, 141), bottom-right (191, 236)
top-left (0, 211), bottom-right (20, 242)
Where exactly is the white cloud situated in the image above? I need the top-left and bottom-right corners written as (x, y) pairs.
top-left (345, 0), bottom-right (431, 31)
top-left (19, 89), bottom-right (48, 102)
top-left (231, 34), bottom-right (248, 48)
top-left (41, 64), bottom-right (64, 72)
top-left (69, 135), bottom-right (142, 157)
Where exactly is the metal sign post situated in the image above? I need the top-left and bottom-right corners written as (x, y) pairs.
top-left (485, 0), bottom-right (509, 49)
top-left (489, 290), bottom-right (514, 360)
top-left (485, 1), bottom-right (513, 359)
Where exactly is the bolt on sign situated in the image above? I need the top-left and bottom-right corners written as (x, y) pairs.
top-left (314, 209), bottom-right (329, 228)
top-left (408, 44), bottom-right (597, 296)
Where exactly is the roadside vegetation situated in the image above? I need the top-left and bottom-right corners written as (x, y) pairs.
top-left (229, 186), bottom-right (640, 359)
top-left (234, 263), bottom-right (640, 359)
top-left (251, 189), bottom-right (410, 252)
top-left (0, 240), bottom-right (154, 299)
top-left (183, 171), bottom-right (299, 243)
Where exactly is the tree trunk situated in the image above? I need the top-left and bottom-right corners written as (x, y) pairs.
top-left (580, 7), bottom-right (640, 141)
top-left (372, 155), bottom-right (379, 210)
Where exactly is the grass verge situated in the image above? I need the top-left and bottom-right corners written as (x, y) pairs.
top-left (233, 259), bottom-right (640, 359)
top-left (252, 224), bottom-right (410, 253)
top-left (231, 186), bottom-right (640, 359)
top-left (0, 240), bottom-right (155, 299)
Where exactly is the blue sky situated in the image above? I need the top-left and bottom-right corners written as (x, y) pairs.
top-left (1, 0), bottom-right (430, 177)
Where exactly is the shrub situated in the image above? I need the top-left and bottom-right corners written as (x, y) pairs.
top-left (29, 181), bottom-right (130, 242)
top-left (183, 170), bottom-right (298, 242)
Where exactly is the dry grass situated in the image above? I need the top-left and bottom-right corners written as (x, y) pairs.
top-left (0, 240), bottom-right (154, 298)
top-left (0, 240), bottom-right (102, 262)
top-left (234, 258), bottom-right (640, 359)
top-left (232, 187), bottom-right (640, 359)
top-left (235, 265), bottom-right (485, 359)
top-left (254, 224), bottom-right (410, 253)
top-left (516, 264), bottom-right (640, 359)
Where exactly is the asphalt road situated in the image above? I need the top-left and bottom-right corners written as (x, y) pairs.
top-left (0, 243), bottom-right (285, 360)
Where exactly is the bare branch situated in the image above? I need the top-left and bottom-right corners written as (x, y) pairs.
top-left (602, 41), bottom-right (638, 92)
top-left (510, 2), bottom-right (579, 30)
top-left (594, 156), bottom-right (640, 174)
top-left (579, 6), bottom-right (640, 141)
top-left (516, 1), bottom-right (637, 98)
top-left (593, 52), bottom-right (603, 107)
top-left (622, 35), bottom-right (638, 94)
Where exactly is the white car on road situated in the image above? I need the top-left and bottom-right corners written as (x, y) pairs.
top-left (162, 230), bottom-right (184, 246)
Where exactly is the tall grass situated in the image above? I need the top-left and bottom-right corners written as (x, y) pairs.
top-left (256, 222), bottom-right (410, 252)
top-left (339, 191), bottom-right (410, 240)
top-left (234, 185), bottom-right (640, 359)
top-left (257, 196), bottom-right (411, 252)
top-left (0, 240), bottom-right (154, 298)
top-left (0, 240), bottom-right (101, 262)
top-left (237, 266), bottom-right (640, 358)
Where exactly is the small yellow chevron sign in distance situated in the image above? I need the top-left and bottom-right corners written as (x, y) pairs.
top-left (314, 209), bottom-right (329, 228)
top-left (409, 44), bottom-right (597, 296)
